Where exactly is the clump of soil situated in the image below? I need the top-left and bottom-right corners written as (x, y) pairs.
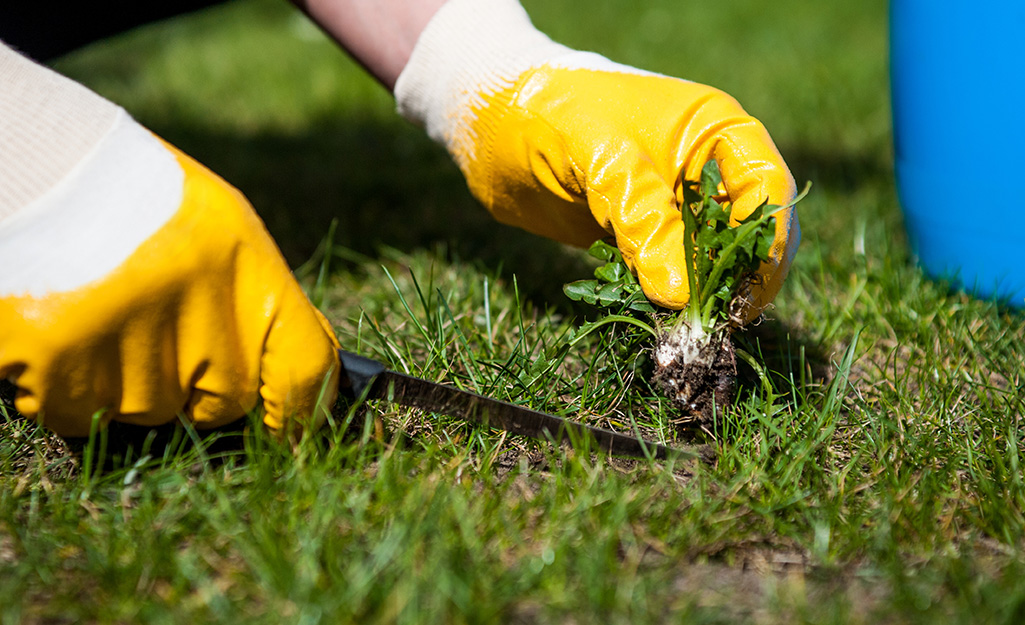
top-left (651, 324), bottom-right (738, 428)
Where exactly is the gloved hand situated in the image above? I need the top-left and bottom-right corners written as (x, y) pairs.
top-left (0, 112), bottom-right (340, 438)
top-left (396, 0), bottom-right (799, 315)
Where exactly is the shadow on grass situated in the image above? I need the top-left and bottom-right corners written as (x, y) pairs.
top-left (58, 418), bottom-right (252, 474)
top-left (155, 116), bottom-right (596, 308)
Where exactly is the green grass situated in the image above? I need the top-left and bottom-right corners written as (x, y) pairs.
top-left (3, 0), bottom-right (1025, 622)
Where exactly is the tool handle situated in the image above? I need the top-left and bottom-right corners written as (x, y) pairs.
top-left (337, 350), bottom-right (386, 400)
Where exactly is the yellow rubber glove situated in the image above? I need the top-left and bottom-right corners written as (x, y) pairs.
top-left (0, 113), bottom-right (339, 438)
top-left (396, 0), bottom-right (799, 315)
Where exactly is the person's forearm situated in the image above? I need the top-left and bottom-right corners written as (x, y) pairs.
top-left (290, 0), bottom-right (448, 91)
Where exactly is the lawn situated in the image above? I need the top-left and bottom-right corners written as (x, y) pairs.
top-left (3, 0), bottom-right (1025, 622)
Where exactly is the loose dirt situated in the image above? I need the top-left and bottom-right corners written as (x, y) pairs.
top-left (653, 332), bottom-right (738, 429)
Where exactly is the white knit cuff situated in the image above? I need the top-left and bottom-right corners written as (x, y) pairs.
top-left (0, 41), bottom-right (121, 223)
top-left (0, 109), bottom-right (184, 297)
top-left (394, 0), bottom-right (569, 159)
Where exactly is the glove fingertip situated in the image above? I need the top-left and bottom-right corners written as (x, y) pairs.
top-left (259, 315), bottom-right (341, 438)
top-left (629, 227), bottom-right (692, 311)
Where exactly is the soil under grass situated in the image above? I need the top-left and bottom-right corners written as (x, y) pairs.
top-left (653, 326), bottom-right (738, 429)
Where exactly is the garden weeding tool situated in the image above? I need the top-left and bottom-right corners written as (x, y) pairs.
top-left (338, 350), bottom-right (713, 462)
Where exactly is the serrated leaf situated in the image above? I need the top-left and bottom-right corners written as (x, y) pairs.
top-left (755, 221), bottom-right (775, 261)
top-left (681, 184), bottom-right (702, 208)
top-left (697, 225), bottom-right (732, 253)
top-left (700, 160), bottom-right (723, 198)
top-left (739, 200), bottom-right (768, 224)
top-left (565, 158), bottom-right (805, 332)
top-left (705, 200), bottom-right (730, 226)
top-left (737, 229), bottom-right (761, 260)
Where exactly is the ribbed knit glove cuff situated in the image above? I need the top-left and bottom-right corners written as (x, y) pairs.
top-left (394, 0), bottom-right (569, 170)
top-left (0, 42), bottom-right (120, 222)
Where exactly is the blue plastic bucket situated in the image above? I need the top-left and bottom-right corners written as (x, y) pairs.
top-left (890, 0), bottom-right (1025, 307)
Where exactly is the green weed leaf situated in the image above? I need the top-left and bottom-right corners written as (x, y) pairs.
top-left (586, 240), bottom-right (621, 262)
top-left (595, 261), bottom-right (627, 283)
top-left (700, 160), bottom-right (723, 197)
top-left (563, 280), bottom-right (601, 305)
top-left (565, 161), bottom-right (807, 336)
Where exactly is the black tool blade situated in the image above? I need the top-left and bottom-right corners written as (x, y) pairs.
top-left (338, 350), bottom-right (709, 462)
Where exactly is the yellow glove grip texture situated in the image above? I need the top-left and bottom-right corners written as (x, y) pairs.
top-left (460, 65), bottom-right (799, 313)
top-left (0, 145), bottom-right (339, 437)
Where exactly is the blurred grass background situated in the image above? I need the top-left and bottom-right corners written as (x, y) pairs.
top-left (4, 0), bottom-right (1025, 623)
